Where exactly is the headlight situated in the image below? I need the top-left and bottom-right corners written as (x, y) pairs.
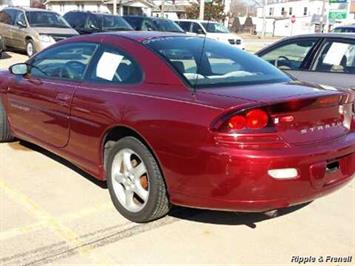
top-left (39, 35), bottom-right (55, 43)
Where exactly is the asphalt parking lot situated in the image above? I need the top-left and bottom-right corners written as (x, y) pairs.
top-left (1, 43), bottom-right (355, 265)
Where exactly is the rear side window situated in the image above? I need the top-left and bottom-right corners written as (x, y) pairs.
top-left (0, 9), bottom-right (16, 25)
top-left (88, 46), bottom-right (142, 84)
top-left (313, 41), bottom-right (355, 74)
top-left (260, 38), bottom-right (318, 70)
top-left (177, 21), bottom-right (191, 32)
top-left (0, 10), bottom-right (11, 24)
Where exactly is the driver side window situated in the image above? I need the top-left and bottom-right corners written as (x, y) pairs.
top-left (261, 38), bottom-right (317, 70)
top-left (29, 43), bottom-right (98, 81)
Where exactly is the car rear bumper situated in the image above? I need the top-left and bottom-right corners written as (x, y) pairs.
top-left (170, 133), bottom-right (355, 212)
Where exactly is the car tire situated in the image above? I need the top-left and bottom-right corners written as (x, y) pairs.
top-left (0, 101), bottom-right (14, 142)
top-left (106, 136), bottom-right (170, 223)
top-left (26, 39), bottom-right (36, 57)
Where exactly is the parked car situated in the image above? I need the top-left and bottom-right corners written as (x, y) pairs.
top-left (175, 19), bottom-right (244, 49)
top-left (0, 34), bottom-right (4, 58)
top-left (256, 33), bottom-right (355, 90)
top-left (1, 32), bottom-right (354, 223)
top-left (0, 7), bottom-right (78, 57)
top-left (64, 11), bottom-right (133, 35)
top-left (123, 16), bottom-right (184, 33)
top-left (333, 25), bottom-right (355, 33)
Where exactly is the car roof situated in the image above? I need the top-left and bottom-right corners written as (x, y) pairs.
top-left (65, 10), bottom-right (112, 16)
top-left (176, 19), bottom-right (218, 23)
top-left (275, 33), bottom-right (355, 41)
top-left (98, 31), bottom-right (188, 42)
top-left (123, 15), bottom-right (170, 21)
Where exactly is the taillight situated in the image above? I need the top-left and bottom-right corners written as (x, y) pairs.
top-left (212, 108), bottom-right (288, 149)
top-left (246, 109), bottom-right (269, 129)
top-left (226, 109), bottom-right (269, 131)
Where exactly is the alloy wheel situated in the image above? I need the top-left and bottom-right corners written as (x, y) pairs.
top-left (111, 148), bottom-right (149, 213)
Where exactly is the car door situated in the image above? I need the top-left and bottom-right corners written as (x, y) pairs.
top-left (258, 37), bottom-right (320, 79)
top-left (6, 42), bottom-right (98, 148)
top-left (301, 38), bottom-right (355, 89)
top-left (12, 11), bottom-right (28, 50)
top-left (67, 44), bottom-right (143, 166)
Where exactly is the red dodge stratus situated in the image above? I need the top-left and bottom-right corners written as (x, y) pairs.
top-left (0, 32), bottom-right (354, 222)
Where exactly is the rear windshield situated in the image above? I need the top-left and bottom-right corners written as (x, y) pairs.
top-left (153, 19), bottom-right (184, 33)
top-left (144, 36), bottom-right (290, 88)
top-left (26, 11), bottom-right (70, 28)
top-left (102, 15), bottom-right (132, 31)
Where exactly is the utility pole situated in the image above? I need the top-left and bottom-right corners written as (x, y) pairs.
top-left (113, 0), bottom-right (117, 15)
top-left (161, 0), bottom-right (165, 17)
top-left (262, 0), bottom-right (266, 38)
top-left (250, 0), bottom-right (267, 38)
top-left (320, 0), bottom-right (326, 32)
top-left (199, 0), bottom-right (205, 20)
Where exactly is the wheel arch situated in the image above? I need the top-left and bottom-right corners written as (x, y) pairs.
top-left (101, 125), bottom-right (167, 185)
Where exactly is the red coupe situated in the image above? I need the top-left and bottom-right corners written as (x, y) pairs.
top-left (0, 32), bottom-right (354, 222)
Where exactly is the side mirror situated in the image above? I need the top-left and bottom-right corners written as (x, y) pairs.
top-left (17, 20), bottom-right (27, 28)
top-left (89, 24), bottom-right (99, 30)
top-left (9, 63), bottom-right (29, 75)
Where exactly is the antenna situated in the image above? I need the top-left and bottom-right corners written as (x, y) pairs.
top-left (193, 17), bottom-right (211, 94)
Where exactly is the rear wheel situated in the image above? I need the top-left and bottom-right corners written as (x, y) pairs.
top-left (26, 39), bottom-right (35, 57)
top-left (0, 101), bottom-right (14, 142)
top-left (106, 137), bottom-right (170, 223)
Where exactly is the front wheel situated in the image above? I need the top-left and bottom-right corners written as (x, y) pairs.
top-left (106, 137), bottom-right (170, 223)
top-left (26, 39), bottom-right (36, 57)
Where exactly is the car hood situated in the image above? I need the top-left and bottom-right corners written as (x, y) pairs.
top-left (197, 81), bottom-right (343, 107)
top-left (33, 27), bottom-right (79, 36)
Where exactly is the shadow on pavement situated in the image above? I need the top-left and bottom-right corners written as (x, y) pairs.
top-left (169, 203), bottom-right (311, 227)
top-left (0, 52), bottom-right (12, 60)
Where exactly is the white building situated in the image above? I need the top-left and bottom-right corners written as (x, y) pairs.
top-left (0, 0), bottom-right (31, 8)
top-left (45, 0), bottom-right (154, 16)
top-left (256, 0), bottom-right (354, 36)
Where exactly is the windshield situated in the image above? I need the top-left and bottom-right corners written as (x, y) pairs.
top-left (153, 19), bottom-right (184, 33)
top-left (201, 22), bottom-right (229, 33)
top-left (26, 11), bottom-right (70, 28)
top-left (144, 37), bottom-right (290, 88)
top-left (102, 15), bottom-right (133, 31)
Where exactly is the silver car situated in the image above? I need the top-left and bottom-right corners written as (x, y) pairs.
top-left (0, 7), bottom-right (78, 56)
top-left (256, 33), bottom-right (355, 90)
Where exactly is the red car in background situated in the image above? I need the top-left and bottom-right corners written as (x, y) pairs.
top-left (0, 32), bottom-right (354, 223)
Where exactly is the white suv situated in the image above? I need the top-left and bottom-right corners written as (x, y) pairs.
top-left (175, 19), bottom-right (244, 50)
